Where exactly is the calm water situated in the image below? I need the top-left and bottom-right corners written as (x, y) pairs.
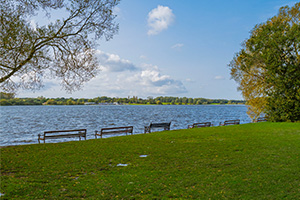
top-left (0, 105), bottom-right (251, 146)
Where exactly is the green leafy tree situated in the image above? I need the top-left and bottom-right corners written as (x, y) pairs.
top-left (181, 97), bottom-right (187, 104)
top-left (229, 3), bottom-right (300, 122)
top-left (66, 99), bottom-right (76, 105)
top-left (45, 99), bottom-right (57, 105)
top-left (76, 99), bottom-right (85, 105)
top-left (0, 99), bottom-right (12, 106)
top-left (0, 0), bottom-right (119, 93)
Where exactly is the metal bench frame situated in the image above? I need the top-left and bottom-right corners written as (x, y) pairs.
top-left (255, 117), bottom-right (267, 122)
top-left (188, 122), bottom-right (211, 129)
top-left (144, 122), bottom-right (171, 133)
top-left (220, 119), bottom-right (240, 126)
top-left (38, 129), bottom-right (87, 144)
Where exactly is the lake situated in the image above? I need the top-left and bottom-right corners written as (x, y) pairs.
top-left (0, 105), bottom-right (251, 146)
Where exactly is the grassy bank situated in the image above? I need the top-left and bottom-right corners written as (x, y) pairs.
top-left (1, 123), bottom-right (300, 199)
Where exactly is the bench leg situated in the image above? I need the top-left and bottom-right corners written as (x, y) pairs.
top-left (144, 126), bottom-right (151, 133)
top-left (38, 134), bottom-right (41, 144)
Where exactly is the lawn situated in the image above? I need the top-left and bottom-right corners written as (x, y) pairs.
top-left (1, 122), bottom-right (300, 199)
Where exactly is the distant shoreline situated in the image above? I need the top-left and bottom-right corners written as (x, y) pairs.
top-left (1, 103), bottom-right (246, 107)
top-left (0, 93), bottom-right (246, 106)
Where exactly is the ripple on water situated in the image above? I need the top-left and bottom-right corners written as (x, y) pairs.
top-left (1, 105), bottom-right (251, 146)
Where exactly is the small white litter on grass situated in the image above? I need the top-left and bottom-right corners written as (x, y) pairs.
top-left (117, 163), bottom-right (128, 167)
top-left (139, 155), bottom-right (148, 157)
top-left (0, 192), bottom-right (4, 196)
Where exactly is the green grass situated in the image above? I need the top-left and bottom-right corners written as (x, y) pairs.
top-left (1, 123), bottom-right (300, 199)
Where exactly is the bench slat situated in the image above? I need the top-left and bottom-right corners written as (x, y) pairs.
top-left (101, 126), bottom-right (133, 131)
top-left (151, 123), bottom-right (169, 126)
top-left (101, 130), bottom-right (132, 134)
top-left (151, 124), bottom-right (169, 127)
top-left (44, 133), bottom-right (85, 138)
top-left (256, 117), bottom-right (267, 122)
top-left (44, 129), bottom-right (86, 134)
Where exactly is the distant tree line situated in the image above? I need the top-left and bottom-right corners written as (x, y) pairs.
top-left (0, 92), bottom-right (245, 106)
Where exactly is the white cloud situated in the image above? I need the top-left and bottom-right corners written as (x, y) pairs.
top-left (141, 68), bottom-right (176, 86)
top-left (80, 63), bottom-right (187, 97)
top-left (18, 51), bottom-right (187, 98)
top-left (214, 75), bottom-right (225, 80)
top-left (147, 5), bottom-right (175, 35)
top-left (171, 43), bottom-right (184, 49)
top-left (95, 50), bottom-right (138, 72)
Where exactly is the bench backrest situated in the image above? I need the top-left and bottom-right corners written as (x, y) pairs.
top-left (150, 122), bottom-right (171, 128)
top-left (224, 119), bottom-right (240, 125)
top-left (44, 129), bottom-right (87, 136)
top-left (44, 129), bottom-right (86, 135)
top-left (256, 117), bottom-right (267, 122)
top-left (100, 126), bottom-right (133, 135)
top-left (193, 122), bottom-right (211, 128)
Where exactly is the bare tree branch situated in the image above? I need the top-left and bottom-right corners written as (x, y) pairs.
top-left (0, 0), bottom-right (120, 93)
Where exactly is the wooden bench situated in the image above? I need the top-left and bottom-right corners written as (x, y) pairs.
top-left (188, 122), bottom-right (211, 129)
top-left (95, 126), bottom-right (133, 139)
top-left (255, 117), bottom-right (267, 122)
top-left (219, 119), bottom-right (240, 126)
top-left (38, 129), bottom-right (87, 144)
top-left (144, 122), bottom-right (171, 133)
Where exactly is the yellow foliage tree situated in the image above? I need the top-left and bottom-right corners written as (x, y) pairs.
top-left (229, 2), bottom-right (300, 121)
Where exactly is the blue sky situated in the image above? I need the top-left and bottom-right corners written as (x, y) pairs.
top-left (19, 0), bottom-right (297, 100)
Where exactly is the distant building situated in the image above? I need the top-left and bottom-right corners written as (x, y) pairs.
top-left (84, 102), bottom-right (96, 105)
top-left (98, 102), bottom-right (122, 105)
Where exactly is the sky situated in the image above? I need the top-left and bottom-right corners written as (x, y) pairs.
top-left (18, 0), bottom-right (297, 100)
